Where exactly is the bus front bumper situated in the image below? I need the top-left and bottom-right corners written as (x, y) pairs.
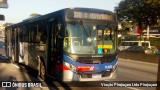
top-left (62, 67), bottom-right (117, 81)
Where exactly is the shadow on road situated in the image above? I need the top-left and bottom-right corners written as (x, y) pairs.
top-left (15, 63), bottom-right (72, 90)
top-left (0, 49), bottom-right (72, 90)
top-left (5, 76), bottom-right (18, 90)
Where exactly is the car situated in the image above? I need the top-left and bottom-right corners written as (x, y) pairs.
top-left (125, 46), bottom-right (146, 52)
top-left (150, 46), bottom-right (159, 54)
top-left (127, 46), bottom-right (159, 55)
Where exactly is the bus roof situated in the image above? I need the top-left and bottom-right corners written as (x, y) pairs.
top-left (6, 8), bottom-right (115, 29)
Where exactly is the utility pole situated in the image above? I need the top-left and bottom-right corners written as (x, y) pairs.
top-left (146, 25), bottom-right (150, 40)
top-left (157, 56), bottom-right (160, 90)
top-left (0, 0), bottom-right (8, 21)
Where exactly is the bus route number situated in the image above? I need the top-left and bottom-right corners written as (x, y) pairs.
top-left (105, 65), bottom-right (112, 69)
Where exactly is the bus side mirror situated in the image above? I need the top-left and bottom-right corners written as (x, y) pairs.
top-left (39, 45), bottom-right (45, 51)
top-left (0, 15), bottom-right (5, 21)
top-left (38, 41), bottom-right (45, 51)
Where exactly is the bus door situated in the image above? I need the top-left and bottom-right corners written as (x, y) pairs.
top-left (18, 27), bottom-right (29, 64)
top-left (47, 22), bottom-right (56, 76)
top-left (5, 29), bottom-right (12, 57)
top-left (28, 25), bottom-right (39, 69)
top-left (14, 28), bottom-right (19, 63)
top-left (48, 21), bottom-right (63, 77)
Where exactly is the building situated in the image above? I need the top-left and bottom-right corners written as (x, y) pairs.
top-left (143, 27), bottom-right (160, 38)
top-left (0, 24), bottom-right (5, 38)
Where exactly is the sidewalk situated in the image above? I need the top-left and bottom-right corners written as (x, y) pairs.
top-left (0, 48), bottom-right (11, 63)
top-left (0, 55), bottom-right (11, 63)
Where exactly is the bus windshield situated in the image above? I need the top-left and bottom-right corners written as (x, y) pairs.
top-left (63, 23), bottom-right (116, 54)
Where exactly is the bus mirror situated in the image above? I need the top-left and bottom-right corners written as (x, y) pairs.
top-left (36, 36), bottom-right (40, 42)
top-left (39, 45), bottom-right (45, 51)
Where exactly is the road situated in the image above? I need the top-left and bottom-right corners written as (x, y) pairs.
top-left (108, 58), bottom-right (158, 90)
top-left (0, 47), bottom-right (158, 90)
top-left (116, 58), bottom-right (157, 81)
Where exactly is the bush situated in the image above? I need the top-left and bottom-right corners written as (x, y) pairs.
top-left (149, 38), bottom-right (160, 50)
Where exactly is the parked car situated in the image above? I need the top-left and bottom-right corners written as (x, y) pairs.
top-left (118, 41), bottom-right (159, 54)
top-left (149, 46), bottom-right (159, 54)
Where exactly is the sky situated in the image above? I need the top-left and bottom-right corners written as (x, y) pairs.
top-left (0, 0), bottom-right (121, 24)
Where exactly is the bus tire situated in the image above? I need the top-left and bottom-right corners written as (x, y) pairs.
top-left (40, 61), bottom-right (46, 81)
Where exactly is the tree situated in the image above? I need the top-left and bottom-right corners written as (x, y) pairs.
top-left (3, 22), bottom-right (13, 27)
top-left (29, 13), bottom-right (41, 18)
top-left (115, 0), bottom-right (160, 38)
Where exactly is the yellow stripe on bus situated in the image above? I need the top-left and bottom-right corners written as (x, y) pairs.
top-left (98, 45), bottom-right (112, 49)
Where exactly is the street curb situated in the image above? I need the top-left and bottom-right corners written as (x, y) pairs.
top-left (119, 58), bottom-right (158, 66)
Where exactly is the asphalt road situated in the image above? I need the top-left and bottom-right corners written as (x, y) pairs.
top-left (116, 58), bottom-right (158, 81)
top-left (108, 58), bottom-right (158, 90)
top-left (0, 48), bottom-right (159, 90)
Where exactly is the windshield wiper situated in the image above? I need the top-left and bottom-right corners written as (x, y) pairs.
top-left (80, 20), bottom-right (90, 38)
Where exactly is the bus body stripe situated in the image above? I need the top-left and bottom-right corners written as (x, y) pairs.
top-left (63, 54), bottom-right (118, 71)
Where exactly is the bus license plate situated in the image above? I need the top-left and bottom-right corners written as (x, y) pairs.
top-left (92, 74), bottom-right (102, 78)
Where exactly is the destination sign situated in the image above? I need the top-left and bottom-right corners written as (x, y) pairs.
top-left (73, 11), bottom-right (112, 20)
top-left (67, 10), bottom-right (114, 20)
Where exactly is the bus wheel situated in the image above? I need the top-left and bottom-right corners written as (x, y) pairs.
top-left (40, 61), bottom-right (46, 80)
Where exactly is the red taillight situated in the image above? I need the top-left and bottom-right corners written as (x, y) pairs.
top-left (76, 66), bottom-right (95, 71)
top-left (56, 64), bottom-right (70, 70)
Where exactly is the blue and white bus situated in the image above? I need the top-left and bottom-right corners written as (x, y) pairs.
top-left (5, 8), bottom-right (118, 81)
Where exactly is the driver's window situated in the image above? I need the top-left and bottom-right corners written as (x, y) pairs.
top-left (97, 27), bottom-right (114, 54)
top-left (97, 30), bottom-right (103, 44)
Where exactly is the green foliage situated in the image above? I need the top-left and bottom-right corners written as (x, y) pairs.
top-left (115, 0), bottom-right (160, 26)
top-left (3, 23), bottom-right (13, 27)
top-left (149, 38), bottom-right (160, 50)
top-left (30, 13), bottom-right (41, 18)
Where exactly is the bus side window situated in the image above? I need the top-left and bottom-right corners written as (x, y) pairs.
top-left (38, 24), bottom-right (47, 44)
top-left (23, 27), bottom-right (29, 42)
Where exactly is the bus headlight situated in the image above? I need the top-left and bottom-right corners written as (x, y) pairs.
top-left (64, 62), bottom-right (77, 73)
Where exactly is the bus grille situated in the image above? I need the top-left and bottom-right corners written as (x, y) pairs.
top-left (77, 56), bottom-right (115, 64)
top-left (79, 70), bottom-right (113, 78)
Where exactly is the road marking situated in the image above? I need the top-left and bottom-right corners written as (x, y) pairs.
top-left (127, 87), bottom-right (140, 90)
top-left (11, 64), bottom-right (19, 68)
top-left (119, 58), bottom-right (158, 66)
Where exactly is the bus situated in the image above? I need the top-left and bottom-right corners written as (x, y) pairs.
top-left (5, 8), bottom-right (118, 81)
